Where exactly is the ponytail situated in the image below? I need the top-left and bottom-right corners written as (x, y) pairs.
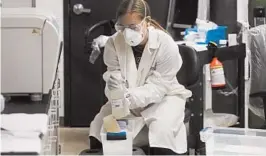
top-left (147, 17), bottom-right (169, 34)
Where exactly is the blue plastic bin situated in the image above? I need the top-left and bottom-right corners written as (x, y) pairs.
top-left (185, 26), bottom-right (227, 45)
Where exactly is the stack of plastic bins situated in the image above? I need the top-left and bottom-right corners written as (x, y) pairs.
top-left (200, 127), bottom-right (266, 155)
top-left (101, 117), bottom-right (144, 155)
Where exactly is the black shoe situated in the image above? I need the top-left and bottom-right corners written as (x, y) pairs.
top-left (150, 147), bottom-right (187, 155)
top-left (79, 149), bottom-right (103, 155)
top-left (79, 137), bottom-right (103, 155)
top-left (138, 146), bottom-right (150, 155)
top-left (261, 123), bottom-right (266, 129)
top-left (89, 136), bottom-right (102, 149)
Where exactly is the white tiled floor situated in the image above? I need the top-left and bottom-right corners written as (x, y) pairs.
top-left (59, 128), bottom-right (90, 155)
top-left (58, 128), bottom-right (199, 155)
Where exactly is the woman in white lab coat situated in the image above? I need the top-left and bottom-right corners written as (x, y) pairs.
top-left (88, 0), bottom-right (192, 155)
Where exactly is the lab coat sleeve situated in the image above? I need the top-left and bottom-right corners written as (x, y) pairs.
top-left (127, 38), bottom-right (183, 109)
top-left (102, 38), bottom-right (124, 100)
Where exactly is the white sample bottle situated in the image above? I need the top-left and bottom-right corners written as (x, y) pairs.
top-left (110, 89), bottom-right (130, 119)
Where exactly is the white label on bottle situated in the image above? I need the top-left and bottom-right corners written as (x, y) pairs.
top-left (211, 67), bottom-right (225, 85)
top-left (111, 99), bottom-right (123, 108)
top-left (111, 99), bottom-right (126, 119)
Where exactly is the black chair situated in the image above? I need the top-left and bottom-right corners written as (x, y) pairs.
top-left (177, 45), bottom-right (202, 154)
top-left (177, 44), bottom-right (201, 126)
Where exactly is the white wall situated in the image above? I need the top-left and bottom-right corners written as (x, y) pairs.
top-left (237, 0), bottom-right (249, 24)
top-left (36, 0), bottom-right (63, 40)
top-left (2, 0), bottom-right (32, 8)
top-left (0, 0), bottom-right (2, 94)
top-left (2, 0), bottom-right (65, 117)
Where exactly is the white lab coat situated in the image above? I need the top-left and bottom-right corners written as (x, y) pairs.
top-left (89, 27), bottom-right (192, 154)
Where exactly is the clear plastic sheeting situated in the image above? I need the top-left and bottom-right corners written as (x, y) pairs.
top-left (247, 25), bottom-right (266, 119)
top-left (89, 35), bottom-right (110, 64)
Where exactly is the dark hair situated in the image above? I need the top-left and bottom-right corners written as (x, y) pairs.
top-left (116, 0), bottom-right (167, 33)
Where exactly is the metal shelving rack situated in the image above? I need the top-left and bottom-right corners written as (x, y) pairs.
top-left (42, 41), bottom-right (63, 155)
top-left (41, 75), bottom-right (61, 155)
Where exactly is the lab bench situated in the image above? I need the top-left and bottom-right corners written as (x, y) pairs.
top-left (1, 77), bottom-right (61, 155)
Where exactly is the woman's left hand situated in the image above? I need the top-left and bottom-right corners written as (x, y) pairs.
top-left (107, 75), bottom-right (127, 91)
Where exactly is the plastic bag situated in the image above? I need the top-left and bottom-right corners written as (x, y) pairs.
top-left (184, 31), bottom-right (199, 42)
top-left (89, 35), bottom-right (110, 64)
top-left (196, 19), bottom-right (218, 43)
top-left (184, 19), bottom-right (218, 43)
top-left (89, 42), bottom-right (101, 64)
top-left (196, 19), bottom-right (218, 31)
top-left (204, 109), bottom-right (239, 127)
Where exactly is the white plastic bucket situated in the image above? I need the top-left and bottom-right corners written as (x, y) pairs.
top-left (101, 117), bottom-right (144, 155)
top-left (101, 129), bottom-right (133, 155)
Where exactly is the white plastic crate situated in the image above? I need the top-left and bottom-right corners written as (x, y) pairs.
top-left (101, 117), bottom-right (144, 155)
top-left (200, 127), bottom-right (266, 155)
top-left (101, 130), bottom-right (133, 155)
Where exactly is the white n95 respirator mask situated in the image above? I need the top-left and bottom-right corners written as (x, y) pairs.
top-left (123, 28), bottom-right (144, 46)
